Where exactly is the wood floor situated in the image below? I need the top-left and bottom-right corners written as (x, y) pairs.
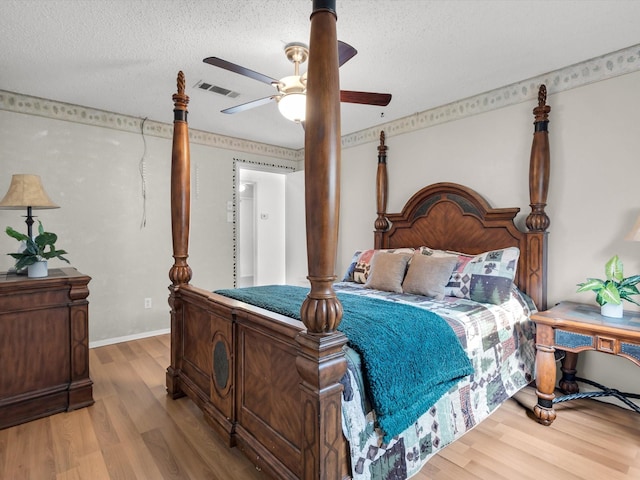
top-left (1, 334), bottom-right (639, 480)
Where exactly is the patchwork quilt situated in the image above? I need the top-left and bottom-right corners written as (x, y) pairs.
top-left (334, 281), bottom-right (536, 480)
top-left (214, 284), bottom-right (474, 442)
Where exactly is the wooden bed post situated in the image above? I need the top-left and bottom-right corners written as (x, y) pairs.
top-left (296, 1), bottom-right (348, 479)
top-left (166, 71), bottom-right (192, 398)
top-left (524, 84), bottom-right (550, 312)
top-left (527, 84), bottom-right (555, 425)
top-left (374, 131), bottom-right (389, 249)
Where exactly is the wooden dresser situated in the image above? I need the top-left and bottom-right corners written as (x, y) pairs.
top-left (0, 267), bottom-right (93, 429)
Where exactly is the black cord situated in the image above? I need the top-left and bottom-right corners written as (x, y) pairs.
top-left (139, 117), bottom-right (148, 229)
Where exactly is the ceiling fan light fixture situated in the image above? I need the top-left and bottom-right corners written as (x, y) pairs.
top-left (204, 40), bottom-right (390, 120)
top-left (278, 93), bottom-right (306, 123)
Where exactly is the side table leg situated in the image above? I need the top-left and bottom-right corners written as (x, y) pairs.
top-left (559, 351), bottom-right (579, 394)
top-left (534, 324), bottom-right (557, 425)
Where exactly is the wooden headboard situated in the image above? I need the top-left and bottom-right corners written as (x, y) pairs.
top-left (373, 86), bottom-right (550, 310)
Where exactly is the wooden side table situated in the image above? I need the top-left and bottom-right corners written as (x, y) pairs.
top-left (532, 301), bottom-right (640, 425)
top-left (0, 267), bottom-right (93, 429)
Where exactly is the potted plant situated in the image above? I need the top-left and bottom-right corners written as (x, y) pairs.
top-left (5, 220), bottom-right (70, 277)
top-left (576, 254), bottom-right (640, 318)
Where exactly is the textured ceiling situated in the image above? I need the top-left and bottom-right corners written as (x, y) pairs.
top-left (1, 0), bottom-right (639, 150)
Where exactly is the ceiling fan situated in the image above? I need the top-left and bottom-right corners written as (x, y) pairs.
top-left (203, 41), bottom-right (392, 123)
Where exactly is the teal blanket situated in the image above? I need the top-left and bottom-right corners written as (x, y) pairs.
top-left (214, 285), bottom-right (473, 441)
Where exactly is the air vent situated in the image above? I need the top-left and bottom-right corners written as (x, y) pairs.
top-left (195, 80), bottom-right (240, 98)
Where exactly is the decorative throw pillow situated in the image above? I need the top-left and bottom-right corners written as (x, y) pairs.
top-left (342, 250), bottom-right (364, 282)
top-left (402, 253), bottom-right (459, 299)
top-left (364, 251), bottom-right (411, 293)
top-left (343, 248), bottom-right (414, 284)
top-left (443, 247), bottom-right (520, 305)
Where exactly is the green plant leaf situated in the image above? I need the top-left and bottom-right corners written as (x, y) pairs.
top-left (600, 281), bottom-right (622, 305)
top-left (35, 231), bottom-right (57, 249)
top-left (8, 249), bottom-right (35, 270)
top-left (620, 275), bottom-right (640, 287)
top-left (605, 255), bottom-right (624, 282)
top-left (620, 292), bottom-right (640, 305)
top-left (41, 249), bottom-right (70, 263)
top-left (576, 278), bottom-right (605, 293)
top-left (5, 226), bottom-right (29, 242)
top-left (620, 284), bottom-right (639, 294)
top-left (23, 240), bottom-right (38, 255)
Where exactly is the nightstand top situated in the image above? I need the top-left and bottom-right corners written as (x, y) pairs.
top-left (0, 267), bottom-right (90, 285)
top-left (532, 301), bottom-right (640, 338)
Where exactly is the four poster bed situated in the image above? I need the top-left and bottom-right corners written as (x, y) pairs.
top-left (166, 3), bottom-right (551, 479)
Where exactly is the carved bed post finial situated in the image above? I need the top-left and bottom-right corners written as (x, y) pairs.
top-left (374, 131), bottom-right (390, 248)
top-left (169, 71), bottom-right (192, 286)
top-left (538, 83), bottom-right (547, 109)
top-left (378, 130), bottom-right (386, 148)
top-left (526, 84), bottom-right (551, 232)
top-left (177, 70), bottom-right (186, 95)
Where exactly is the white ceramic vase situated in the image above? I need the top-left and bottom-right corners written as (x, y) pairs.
top-left (600, 302), bottom-right (623, 318)
top-left (28, 260), bottom-right (48, 278)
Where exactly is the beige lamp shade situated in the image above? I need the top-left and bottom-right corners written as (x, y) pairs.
top-left (0, 174), bottom-right (59, 210)
top-left (625, 215), bottom-right (640, 241)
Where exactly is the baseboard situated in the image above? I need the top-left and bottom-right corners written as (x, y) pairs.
top-left (89, 328), bottom-right (170, 348)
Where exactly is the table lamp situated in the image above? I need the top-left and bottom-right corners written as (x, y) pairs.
top-left (0, 174), bottom-right (59, 238)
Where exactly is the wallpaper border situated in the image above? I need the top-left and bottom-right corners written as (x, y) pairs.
top-left (342, 43), bottom-right (640, 148)
top-left (0, 91), bottom-right (301, 162)
top-left (1, 43), bottom-right (638, 157)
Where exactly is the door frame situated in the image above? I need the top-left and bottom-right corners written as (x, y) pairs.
top-left (233, 158), bottom-right (296, 287)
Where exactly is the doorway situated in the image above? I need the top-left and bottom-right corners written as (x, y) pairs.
top-left (237, 181), bottom-right (256, 287)
top-left (235, 164), bottom-right (287, 287)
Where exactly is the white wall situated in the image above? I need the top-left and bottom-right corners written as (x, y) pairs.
top-left (0, 109), bottom-right (295, 343)
top-left (339, 70), bottom-right (640, 405)
top-left (285, 169), bottom-right (308, 287)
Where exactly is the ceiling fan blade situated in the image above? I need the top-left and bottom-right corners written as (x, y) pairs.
top-left (203, 57), bottom-right (279, 85)
top-left (340, 90), bottom-right (392, 106)
top-left (221, 95), bottom-right (277, 114)
top-left (338, 41), bottom-right (357, 67)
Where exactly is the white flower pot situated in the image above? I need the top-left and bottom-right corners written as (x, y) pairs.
top-left (600, 302), bottom-right (623, 318)
top-left (28, 260), bottom-right (48, 278)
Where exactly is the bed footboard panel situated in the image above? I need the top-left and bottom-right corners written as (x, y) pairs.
top-left (181, 302), bottom-right (212, 395)
top-left (169, 287), bottom-right (237, 446)
top-left (235, 316), bottom-right (304, 479)
top-left (169, 286), bottom-right (322, 479)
